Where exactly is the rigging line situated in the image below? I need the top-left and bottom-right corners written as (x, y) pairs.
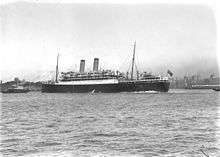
top-left (135, 62), bottom-right (140, 78)
top-left (135, 63), bottom-right (138, 73)
top-left (127, 62), bottom-right (131, 73)
top-left (119, 42), bottom-right (136, 72)
top-left (135, 49), bottom-right (142, 73)
top-left (118, 53), bottom-right (133, 71)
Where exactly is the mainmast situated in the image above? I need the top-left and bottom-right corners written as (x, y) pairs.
top-left (55, 53), bottom-right (59, 83)
top-left (131, 41), bottom-right (136, 80)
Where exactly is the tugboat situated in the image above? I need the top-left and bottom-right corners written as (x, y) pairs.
top-left (42, 42), bottom-right (170, 93)
top-left (212, 87), bottom-right (220, 91)
top-left (1, 85), bottom-right (30, 93)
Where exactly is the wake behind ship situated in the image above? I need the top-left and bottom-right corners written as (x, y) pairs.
top-left (42, 43), bottom-right (170, 93)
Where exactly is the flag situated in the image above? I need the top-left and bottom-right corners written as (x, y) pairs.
top-left (167, 69), bottom-right (173, 77)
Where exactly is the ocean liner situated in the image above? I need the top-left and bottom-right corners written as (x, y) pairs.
top-left (42, 43), bottom-right (170, 93)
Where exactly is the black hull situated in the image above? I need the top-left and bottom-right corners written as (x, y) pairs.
top-left (1, 89), bottom-right (30, 93)
top-left (42, 81), bottom-right (170, 93)
top-left (212, 88), bottom-right (220, 91)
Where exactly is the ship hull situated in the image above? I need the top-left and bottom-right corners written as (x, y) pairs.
top-left (1, 89), bottom-right (30, 93)
top-left (42, 80), bottom-right (170, 93)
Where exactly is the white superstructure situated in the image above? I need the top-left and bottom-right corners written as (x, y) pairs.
top-left (56, 78), bottom-right (119, 85)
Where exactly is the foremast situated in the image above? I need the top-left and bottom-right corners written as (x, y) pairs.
top-left (131, 41), bottom-right (136, 80)
top-left (55, 53), bottom-right (59, 83)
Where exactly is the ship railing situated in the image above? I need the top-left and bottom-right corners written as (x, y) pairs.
top-left (60, 74), bottom-right (125, 81)
top-left (42, 81), bottom-right (56, 84)
top-left (60, 76), bottom-right (120, 81)
top-left (137, 79), bottom-right (169, 82)
top-left (61, 70), bottom-right (125, 78)
top-left (61, 70), bottom-right (119, 75)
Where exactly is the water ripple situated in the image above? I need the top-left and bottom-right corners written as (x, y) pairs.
top-left (1, 90), bottom-right (219, 156)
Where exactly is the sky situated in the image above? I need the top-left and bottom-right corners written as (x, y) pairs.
top-left (0, 2), bottom-right (219, 81)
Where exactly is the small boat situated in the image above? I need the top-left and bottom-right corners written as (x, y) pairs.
top-left (212, 88), bottom-right (220, 91)
top-left (1, 86), bottom-right (30, 93)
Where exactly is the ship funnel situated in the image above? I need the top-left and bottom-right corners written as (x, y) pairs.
top-left (93, 58), bottom-right (99, 72)
top-left (79, 59), bottom-right (85, 73)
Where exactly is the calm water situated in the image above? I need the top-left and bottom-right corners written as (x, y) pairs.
top-left (0, 89), bottom-right (220, 157)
